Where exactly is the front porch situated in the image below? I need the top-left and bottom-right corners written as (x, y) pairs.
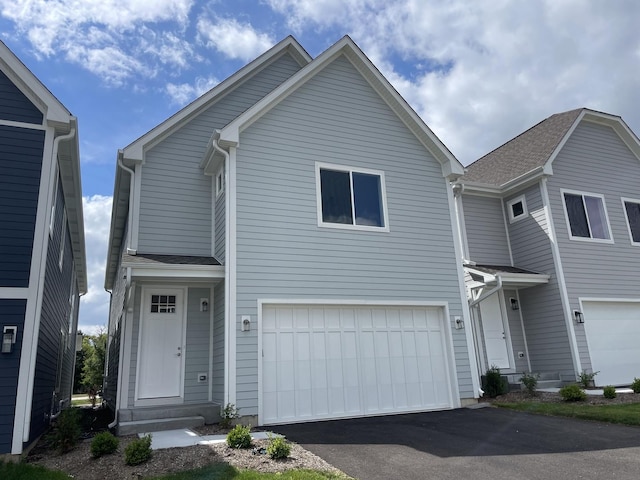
top-left (118, 403), bottom-right (221, 435)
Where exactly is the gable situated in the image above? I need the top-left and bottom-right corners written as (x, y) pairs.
top-left (0, 69), bottom-right (43, 124)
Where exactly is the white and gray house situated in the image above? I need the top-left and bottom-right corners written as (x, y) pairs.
top-left (103, 36), bottom-right (479, 434)
top-left (103, 36), bottom-right (640, 434)
top-left (457, 108), bottom-right (640, 388)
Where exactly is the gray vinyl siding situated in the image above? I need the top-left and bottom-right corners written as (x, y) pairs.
top-left (547, 121), bottom-right (640, 373)
top-left (0, 299), bottom-right (26, 454)
top-left (214, 173), bottom-right (225, 261)
top-left (137, 53), bottom-right (303, 255)
top-left (0, 69), bottom-right (43, 124)
top-left (128, 284), bottom-right (142, 406)
top-left (212, 283), bottom-right (225, 403)
top-left (503, 289), bottom-right (529, 373)
top-left (234, 54), bottom-right (471, 415)
top-left (462, 194), bottom-right (511, 265)
top-left (184, 287), bottom-right (210, 403)
top-left (31, 186), bottom-right (79, 444)
top-left (506, 184), bottom-right (574, 376)
top-left (0, 125), bottom-right (44, 287)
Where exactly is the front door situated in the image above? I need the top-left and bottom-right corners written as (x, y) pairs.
top-left (137, 288), bottom-right (185, 400)
top-left (478, 293), bottom-right (511, 369)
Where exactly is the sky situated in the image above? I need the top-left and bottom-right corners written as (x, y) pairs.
top-left (1, 1), bottom-right (639, 334)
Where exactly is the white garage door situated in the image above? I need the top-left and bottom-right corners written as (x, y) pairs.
top-left (582, 301), bottom-right (640, 386)
top-left (260, 304), bottom-right (455, 424)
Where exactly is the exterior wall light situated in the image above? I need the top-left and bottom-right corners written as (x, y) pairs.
top-left (574, 310), bottom-right (584, 323)
top-left (510, 298), bottom-right (519, 310)
top-left (2, 326), bottom-right (17, 354)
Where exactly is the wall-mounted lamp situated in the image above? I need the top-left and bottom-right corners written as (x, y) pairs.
top-left (200, 299), bottom-right (209, 312)
top-left (454, 316), bottom-right (464, 329)
top-left (573, 310), bottom-right (584, 324)
top-left (510, 298), bottom-right (519, 311)
top-left (2, 326), bottom-right (17, 354)
top-left (241, 316), bottom-right (251, 332)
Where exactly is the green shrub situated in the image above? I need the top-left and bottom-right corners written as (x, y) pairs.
top-left (266, 434), bottom-right (291, 459)
top-left (519, 372), bottom-right (539, 396)
top-left (49, 408), bottom-right (81, 453)
top-left (226, 424), bottom-right (252, 449)
top-left (559, 384), bottom-right (587, 402)
top-left (631, 377), bottom-right (640, 394)
top-left (577, 370), bottom-right (599, 389)
top-left (603, 386), bottom-right (617, 399)
top-left (482, 365), bottom-right (508, 398)
top-left (220, 403), bottom-right (240, 429)
top-left (90, 431), bottom-right (119, 458)
top-left (124, 434), bottom-right (152, 465)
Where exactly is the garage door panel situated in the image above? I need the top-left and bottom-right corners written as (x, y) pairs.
top-left (583, 301), bottom-right (640, 386)
top-left (261, 304), bottom-right (454, 424)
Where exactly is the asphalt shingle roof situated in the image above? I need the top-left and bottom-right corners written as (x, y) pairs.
top-left (463, 108), bottom-right (583, 186)
top-left (122, 253), bottom-right (221, 266)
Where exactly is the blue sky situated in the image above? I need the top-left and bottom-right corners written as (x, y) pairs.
top-left (1, 1), bottom-right (639, 332)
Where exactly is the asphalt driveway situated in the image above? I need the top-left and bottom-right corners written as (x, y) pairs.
top-left (273, 406), bottom-right (640, 479)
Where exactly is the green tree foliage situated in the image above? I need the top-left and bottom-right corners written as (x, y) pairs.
top-left (79, 329), bottom-right (107, 392)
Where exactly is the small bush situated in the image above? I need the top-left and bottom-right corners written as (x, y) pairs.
top-left (266, 434), bottom-right (291, 459)
top-left (631, 377), bottom-right (640, 394)
top-left (577, 370), bottom-right (599, 389)
top-left (559, 384), bottom-right (587, 402)
top-left (124, 435), bottom-right (152, 465)
top-left (90, 431), bottom-right (119, 458)
top-left (226, 424), bottom-right (252, 449)
top-left (49, 408), bottom-right (81, 453)
top-left (220, 403), bottom-right (240, 429)
top-left (482, 365), bottom-right (508, 398)
top-left (603, 386), bottom-right (617, 399)
top-left (519, 372), bottom-right (539, 396)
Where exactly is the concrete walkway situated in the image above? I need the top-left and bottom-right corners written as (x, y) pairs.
top-left (539, 387), bottom-right (634, 395)
top-left (139, 429), bottom-right (276, 450)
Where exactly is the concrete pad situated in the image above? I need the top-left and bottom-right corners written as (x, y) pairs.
top-left (140, 429), bottom-right (280, 450)
top-left (539, 387), bottom-right (634, 395)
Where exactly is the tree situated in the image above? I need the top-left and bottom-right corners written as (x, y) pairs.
top-left (80, 329), bottom-right (107, 393)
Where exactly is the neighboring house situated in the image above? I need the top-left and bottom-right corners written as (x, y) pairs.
top-left (103, 35), bottom-right (481, 434)
top-left (457, 108), bottom-right (640, 387)
top-left (0, 41), bottom-right (86, 458)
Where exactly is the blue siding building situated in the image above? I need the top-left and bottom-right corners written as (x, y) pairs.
top-left (0, 40), bottom-right (86, 458)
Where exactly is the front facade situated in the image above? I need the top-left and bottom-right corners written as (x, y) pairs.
top-left (0, 41), bottom-right (86, 457)
top-left (459, 108), bottom-right (640, 387)
top-left (104, 36), bottom-right (480, 433)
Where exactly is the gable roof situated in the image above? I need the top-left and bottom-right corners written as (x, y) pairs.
top-left (462, 108), bottom-right (640, 191)
top-left (213, 36), bottom-right (464, 180)
top-left (0, 40), bottom-right (87, 293)
top-left (105, 36), bottom-right (311, 290)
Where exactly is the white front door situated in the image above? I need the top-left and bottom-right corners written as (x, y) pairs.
top-left (478, 293), bottom-right (511, 369)
top-left (137, 289), bottom-right (185, 400)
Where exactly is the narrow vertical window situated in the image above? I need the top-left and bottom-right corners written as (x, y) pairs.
top-left (59, 209), bottom-right (67, 270)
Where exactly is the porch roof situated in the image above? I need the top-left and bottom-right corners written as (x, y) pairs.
top-left (122, 253), bottom-right (224, 283)
top-left (465, 263), bottom-right (549, 289)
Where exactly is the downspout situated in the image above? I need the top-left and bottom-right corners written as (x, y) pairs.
top-left (117, 153), bottom-right (136, 255)
top-left (21, 127), bottom-right (76, 445)
top-left (210, 135), bottom-right (232, 406)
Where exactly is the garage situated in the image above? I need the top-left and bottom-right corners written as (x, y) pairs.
top-left (260, 304), bottom-right (456, 424)
top-left (582, 301), bottom-right (640, 386)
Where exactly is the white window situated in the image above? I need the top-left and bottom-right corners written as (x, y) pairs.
top-left (68, 268), bottom-right (76, 338)
top-left (59, 208), bottom-right (67, 270)
top-left (215, 168), bottom-right (224, 198)
top-left (506, 194), bottom-right (528, 223)
top-left (150, 295), bottom-right (177, 313)
top-left (622, 197), bottom-right (640, 245)
top-left (561, 190), bottom-right (612, 242)
top-left (315, 162), bottom-right (389, 231)
top-left (49, 163), bottom-right (59, 236)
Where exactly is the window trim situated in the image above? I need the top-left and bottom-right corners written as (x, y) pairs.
top-left (315, 162), bottom-right (390, 232)
top-left (506, 194), bottom-right (528, 223)
top-left (215, 167), bottom-right (224, 198)
top-left (561, 189), bottom-right (613, 244)
top-left (621, 197), bottom-right (640, 246)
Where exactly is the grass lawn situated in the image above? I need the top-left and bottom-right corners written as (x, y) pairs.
top-left (147, 464), bottom-right (349, 479)
top-left (498, 401), bottom-right (640, 426)
top-left (0, 461), bottom-right (70, 480)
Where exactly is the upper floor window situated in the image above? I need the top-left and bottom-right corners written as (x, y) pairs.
top-left (561, 190), bottom-right (612, 242)
top-left (215, 167), bottom-right (224, 198)
top-left (622, 198), bottom-right (640, 245)
top-left (506, 194), bottom-right (527, 223)
top-left (59, 208), bottom-right (67, 269)
top-left (316, 163), bottom-right (389, 231)
top-left (49, 163), bottom-right (59, 236)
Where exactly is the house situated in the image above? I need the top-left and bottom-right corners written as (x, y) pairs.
top-left (457, 108), bottom-right (640, 387)
top-left (103, 35), bottom-right (481, 434)
top-left (0, 40), bottom-right (86, 458)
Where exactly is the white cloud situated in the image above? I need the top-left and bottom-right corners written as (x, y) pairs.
top-left (165, 75), bottom-right (219, 105)
top-left (79, 195), bottom-right (112, 332)
top-left (196, 16), bottom-right (275, 61)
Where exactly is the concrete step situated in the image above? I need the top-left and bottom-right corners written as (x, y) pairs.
top-left (119, 404), bottom-right (220, 424)
top-left (118, 416), bottom-right (205, 436)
